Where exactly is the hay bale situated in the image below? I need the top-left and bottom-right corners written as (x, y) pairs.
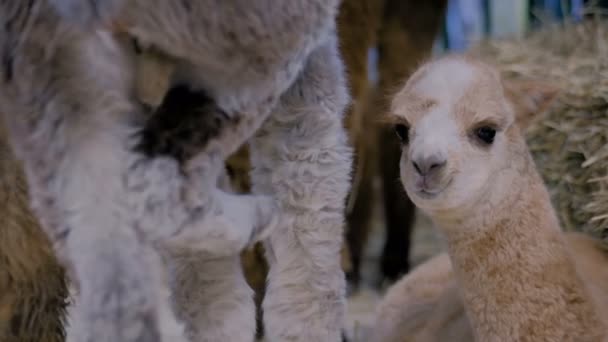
top-left (470, 18), bottom-right (608, 243)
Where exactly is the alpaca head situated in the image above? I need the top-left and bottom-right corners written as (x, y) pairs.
top-left (388, 55), bottom-right (558, 217)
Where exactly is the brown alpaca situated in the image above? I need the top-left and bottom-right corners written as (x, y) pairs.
top-left (0, 121), bottom-right (69, 342)
top-left (335, 0), bottom-right (449, 287)
top-left (373, 55), bottom-right (608, 341)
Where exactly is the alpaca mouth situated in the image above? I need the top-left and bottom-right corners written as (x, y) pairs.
top-left (415, 178), bottom-right (452, 199)
top-left (417, 188), bottom-right (443, 199)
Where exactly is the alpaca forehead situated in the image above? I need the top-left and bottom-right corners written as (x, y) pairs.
top-left (407, 59), bottom-right (508, 128)
top-left (397, 58), bottom-right (501, 154)
top-left (410, 59), bottom-right (478, 107)
top-left (407, 59), bottom-right (478, 151)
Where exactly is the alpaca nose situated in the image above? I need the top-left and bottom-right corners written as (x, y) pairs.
top-left (412, 155), bottom-right (447, 177)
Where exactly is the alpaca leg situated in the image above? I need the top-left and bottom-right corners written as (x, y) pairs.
top-left (375, 0), bottom-right (448, 283)
top-left (2, 95), bottom-right (186, 342)
top-left (250, 36), bottom-right (352, 341)
top-left (65, 247), bottom-right (186, 342)
top-left (166, 251), bottom-right (256, 342)
top-left (336, 0), bottom-right (384, 289)
top-left (345, 135), bottom-right (378, 288)
top-left (162, 163), bottom-right (259, 342)
top-left (3, 109), bottom-right (176, 342)
top-left (0, 13), bottom-right (185, 340)
top-left (378, 129), bottom-right (415, 281)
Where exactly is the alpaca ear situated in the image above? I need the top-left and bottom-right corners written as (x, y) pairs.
top-left (502, 79), bottom-right (560, 131)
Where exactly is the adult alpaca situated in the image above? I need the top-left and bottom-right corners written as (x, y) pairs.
top-left (0, 1), bottom-right (351, 341)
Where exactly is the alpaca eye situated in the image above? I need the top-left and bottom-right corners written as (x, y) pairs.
top-left (394, 124), bottom-right (410, 144)
top-left (475, 126), bottom-right (496, 145)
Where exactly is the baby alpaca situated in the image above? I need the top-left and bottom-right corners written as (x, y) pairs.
top-left (372, 253), bottom-right (471, 342)
top-left (375, 55), bottom-right (608, 341)
top-left (0, 1), bottom-right (345, 341)
top-left (372, 231), bottom-right (608, 342)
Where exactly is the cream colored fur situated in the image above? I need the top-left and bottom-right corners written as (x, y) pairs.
top-left (372, 232), bottom-right (608, 342)
top-left (372, 55), bottom-right (608, 342)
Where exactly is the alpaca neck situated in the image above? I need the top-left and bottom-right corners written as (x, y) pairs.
top-left (435, 152), bottom-right (605, 341)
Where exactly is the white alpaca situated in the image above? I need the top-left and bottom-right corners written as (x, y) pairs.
top-left (0, 1), bottom-right (350, 341)
top-left (249, 34), bottom-right (352, 341)
top-left (371, 55), bottom-right (608, 341)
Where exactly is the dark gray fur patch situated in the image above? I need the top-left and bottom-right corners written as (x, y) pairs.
top-left (135, 84), bottom-right (241, 163)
